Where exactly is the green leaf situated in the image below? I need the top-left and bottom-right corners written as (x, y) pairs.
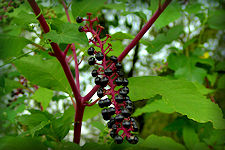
top-left (0, 34), bottom-right (30, 60)
top-left (150, 1), bottom-right (182, 29)
top-left (147, 25), bottom-right (183, 53)
top-left (133, 97), bottom-right (174, 116)
top-left (121, 11), bottom-right (147, 21)
top-left (128, 76), bottom-right (225, 129)
top-left (32, 87), bottom-right (54, 111)
top-left (208, 9), bottom-right (225, 30)
top-left (14, 55), bottom-right (72, 94)
top-left (72, 0), bottom-right (107, 17)
top-left (54, 142), bottom-right (81, 150)
top-left (107, 40), bottom-right (125, 57)
top-left (44, 23), bottom-right (88, 45)
top-left (83, 104), bottom-right (101, 121)
top-left (217, 75), bottom-right (225, 89)
top-left (13, 10), bottom-right (38, 27)
top-left (103, 3), bottom-right (126, 11)
top-left (142, 134), bottom-right (185, 150)
top-left (183, 126), bottom-right (200, 150)
top-left (0, 136), bottom-right (48, 150)
top-left (185, 3), bottom-right (202, 14)
top-left (0, 78), bottom-right (24, 95)
top-left (91, 121), bottom-right (105, 132)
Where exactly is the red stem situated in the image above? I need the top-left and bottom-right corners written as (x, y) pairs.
top-left (118, 0), bottom-right (172, 61)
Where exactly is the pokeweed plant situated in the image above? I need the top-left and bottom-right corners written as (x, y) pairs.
top-left (0, 0), bottom-right (225, 149)
top-left (27, 0), bottom-right (172, 144)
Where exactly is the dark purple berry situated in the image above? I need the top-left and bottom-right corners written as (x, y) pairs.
top-left (130, 117), bottom-right (135, 122)
top-left (108, 107), bottom-right (115, 115)
top-left (115, 77), bottom-right (123, 86)
top-left (121, 109), bottom-right (131, 118)
top-left (122, 78), bottom-right (129, 86)
top-left (95, 77), bottom-right (101, 85)
top-left (98, 99), bottom-right (105, 108)
top-left (110, 130), bottom-right (117, 138)
top-left (132, 124), bottom-right (138, 132)
top-left (76, 16), bottom-right (83, 23)
top-left (115, 114), bottom-right (124, 122)
top-left (114, 135), bottom-right (123, 144)
top-left (127, 136), bottom-right (139, 144)
top-left (125, 100), bottom-right (133, 106)
top-left (117, 70), bottom-right (124, 77)
top-left (110, 55), bottom-right (118, 63)
top-left (104, 68), bottom-right (113, 76)
top-left (112, 124), bottom-right (117, 131)
top-left (122, 86), bottom-right (129, 94)
top-left (91, 69), bottom-right (98, 77)
top-left (124, 96), bottom-right (130, 101)
top-left (95, 52), bottom-right (104, 61)
top-left (119, 89), bottom-right (128, 96)
top-left (115, 62), bottom-right (122, 70)
top-left (88, 57), bottom-right (95, 65)
top-left (107, 117), bottom-right (115, 128)
top-left (88, 47), bottom-right (95, 55)
top-left (104, 98), bottom-right (111, 107)
top-left (102, 108), bottom-right (110, 120)
top-left (78, 26), bottom-right (83, 32)
top-left (122, 120), bottom-right (131, 129)
top-left (126, 105), bottom-right (133, 113)
top-left (115, 95), bottom-right (123, 103)
top-left (101, 76), bottom-right (109, 87)
top-left (97, 88), bottom-right (104, 98)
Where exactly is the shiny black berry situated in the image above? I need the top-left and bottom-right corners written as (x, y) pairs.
top-left (122, 78), bottom-right (129, 86)
top-left (122, 86), bottom-right (129, 94)
top-left (95, 52), bottom-right (104, 61)
top-left (115, 77), bottom-right (123, 86)
top-left (76, 16), bottom-right (83, 23)
top-left (107, 117), bottom-right (115, 128)
top-left (108, 107), bottom-right (115, 115)
top-left (112, 124), bottom-right (117, 131)
top-left (97, 88), bottom-right (104, 98)
top-left (114, 135), bottom-right (123, 144)
top-left (98, 99), bottom-right (105, 108)
top-left (88, 47), bottom-right (95, 55)
top-left (125, 100), bottom-right (133, 106)
top-left (95, 77), bottom-right (101, 85)
top-left (88, 57), bottom-right (95, 65)
top-left (117, 70), bottom-right (124, 77)
top-left (115, 114), bottom-right (124, 123)
top-left (115, 62), bottom-right (122, 70)
top-left (124, 96), bottom-right (130, 101)
top-left (78, 26), bottom-right (83, 32)
top-left (110, 130), bottom-right (117, 138)
top-left (104, 68), bottom-right (113, 76)
top-left (104, 98), bottom-right (111, 107)
top-left (122, 120), bottom-right (131, 129)
top-left (101, 76), bottom-right (109, 87)
top-left (132, 124), bottom-right (138, 132)
top-left (127, 136), bottom-right (139, 144)
top-left (101, 108), bottom-right (110, 120)
top-left (126, 105), bottom-right (133, 113)
top-left (130, 117), bottom-right (135, 122)
top-left (121, 109), bottom-right (131, 118)
top-left (110, 55), bottom-right (118, 63)
top-left (115, 94), bottom-right (123, 103)
top-left (119, 89), bottom-right (128, 96)
top-left (91, 69), bottom-right (98, 77)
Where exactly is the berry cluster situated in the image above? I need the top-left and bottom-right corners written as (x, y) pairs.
top-left (76, 13), bottom-right (138, 144)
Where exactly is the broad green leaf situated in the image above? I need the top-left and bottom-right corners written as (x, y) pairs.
top-left (103, 3), bottom-right (126, 11)
top-left (32, 87), bottom-right (54, 111)
top-left (128, 76), bottom-right (225, 129)
top-left (150, 1), bottom-right (182, 29)
top-left (22, 121), bottom-right (50, 137)
top-left (208, 9), bottom-right (225, 30)
top-left (17, 111), bottom-right (49, 127)
top-left (14, 55), bottom-right (72, 94)
top-left (83, 104), bottom-right (101, 121)
top-left (91, 121), bottom-right (105, 132)
top-left (0, 34), bottom-right (30, 60)
top-left (133, 98), bottom-right (174, 116)
top-left (0, 136), bottom-right (47, 150)
top-left (147, 25), bottom-right (183, 53)
top-left (72, 0), bottom-right (107, 17)
top-left (107, 41), bottom-right (125, 57)
top-left (13, 10), bottom-right (38, 27)
top-left (0, 78), bottom-right (24, 95)
top-left (185, 3), bottom-right (202, 14)
top-left (183, 126), bottom-right (200, 150)
top-left (52, 106), bottom-right (75, 141)
top-left (44, 23), bottom-right (88, 45)
top-left (142, 134), bottom-right (185, 150)
top-left (82, 143), bottom-right (110, 150)
top-left (217, 75), bottom-right (225, 89)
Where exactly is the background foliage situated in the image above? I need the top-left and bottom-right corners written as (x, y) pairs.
top-left (0, 0), bottom-right (225, 149)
